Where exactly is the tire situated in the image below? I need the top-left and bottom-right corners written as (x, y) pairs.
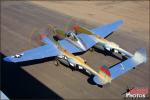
top-left (89, 48), bottom-right (93, 52)
top-left (54, 60), bottom-right (59, 66)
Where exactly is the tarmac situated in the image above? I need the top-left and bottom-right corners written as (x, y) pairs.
top-left (1, 1), bottom-right (149, 99)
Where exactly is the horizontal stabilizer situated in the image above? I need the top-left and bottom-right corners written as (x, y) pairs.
top-left (109, 48), bottom-right (147, 79)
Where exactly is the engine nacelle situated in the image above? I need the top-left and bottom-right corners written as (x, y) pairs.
top-left (94, 43), bottom-right (105, 51)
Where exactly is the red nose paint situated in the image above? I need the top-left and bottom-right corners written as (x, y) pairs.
top-left (73, 25), bottom-right (80, 30)
top-left (99, 66), bottom-right (111, 76)
top-left (40, 33), bottom-right (46, 40)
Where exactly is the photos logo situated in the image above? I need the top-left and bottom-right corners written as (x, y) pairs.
top-left (125, 87), bottom-right (149, 99)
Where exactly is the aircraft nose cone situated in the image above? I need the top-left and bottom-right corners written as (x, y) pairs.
top-left (93, 75), bottom-right (103, 85)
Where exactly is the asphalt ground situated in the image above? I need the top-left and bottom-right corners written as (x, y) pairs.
top-left (1, 1), bottom-right (149, 99)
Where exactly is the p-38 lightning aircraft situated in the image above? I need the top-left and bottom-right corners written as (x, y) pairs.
top-left (50, 20), bottom-right (133, 58)
top-left (3, 22), bottom-right (147, 87)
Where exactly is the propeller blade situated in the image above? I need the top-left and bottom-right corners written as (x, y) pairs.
top-left (55, 29), bottom-right (66, 39)
top-left (30, 28), bottom-right (43, 45)
top-left (64, 17), bottom-right (76, 32)
top-left (47, 24), bottom-right (57, 35)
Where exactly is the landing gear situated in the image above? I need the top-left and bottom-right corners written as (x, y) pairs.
top-left (71, 66), bottom-right (78, 71)
top-left (54, 59), bottom-right (59, 66)
top-left (104, 50), bottom-right (108, 56)
top-left (84, 60), bottom-right (87, 64)
top-left (122, 56), bottom-right (127, 60)
top-left (71, 68), bottom-right (76, 71)
top-left (98, 83), bottom-right (110, 88)
top-left (89, 48), bottom-right (94, 52)
top-left (103, 83), bottom-right (111, 88)
top-left (111, 49), bottom-right (114, 53)
top-left (97, 84), bottom-right (103, 88)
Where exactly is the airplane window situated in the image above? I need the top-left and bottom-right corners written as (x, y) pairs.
top-left (72, 35), bottom-right (78, 41)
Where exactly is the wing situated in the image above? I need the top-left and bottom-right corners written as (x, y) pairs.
top-left (3, 44), bottom-right (60, 63)
top-left (58, 39), bottom-right (82, 53)
top-left (0, 91), bottom-right (9, 100)
top-left (77, 34), bottom-right (97, 50)
top-left (40, 33), bottom-right (57, 45)
top-left (91, 20), bottom-right (123, 38)
top-left (109, 48), bottom-right (147, 79)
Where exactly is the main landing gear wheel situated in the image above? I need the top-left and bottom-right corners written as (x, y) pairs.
top-left (71, 68), bottom-right (75, 71)
top-left (71, 67), bottom-right (77, 71)
top-left (71, 65), bottom-right (78, 71)
top-left (54, 60), bottom-right (59, 66)
top-left (103, 83), bottom-right (111, 88)
top-left (89, 48), bottom-right (94, 52)
top-left (97, 85), bottom-right (103, 88)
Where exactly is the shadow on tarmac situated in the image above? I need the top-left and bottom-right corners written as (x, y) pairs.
top-left (0, 52), bottom-right (63, 99)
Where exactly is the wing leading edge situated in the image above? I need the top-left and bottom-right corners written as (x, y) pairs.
top-left (91, 20), bottom-right (123, 38)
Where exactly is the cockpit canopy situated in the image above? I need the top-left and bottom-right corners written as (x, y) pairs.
top-left (66, 31), bottom-right (78, 41)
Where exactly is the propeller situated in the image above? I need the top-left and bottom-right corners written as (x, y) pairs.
top-left (64, 17), bottom-right (77, 32)
top-left (63, 17), bottom-right (85, 35)
top-left (30, 28), bottom-right (43, 45)
top-left (46, 17), bottom-right (82, 41)
top-left (47, 24), bottom-right (66, 40)
top-left (64, 18), bottom-right (94, 35)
